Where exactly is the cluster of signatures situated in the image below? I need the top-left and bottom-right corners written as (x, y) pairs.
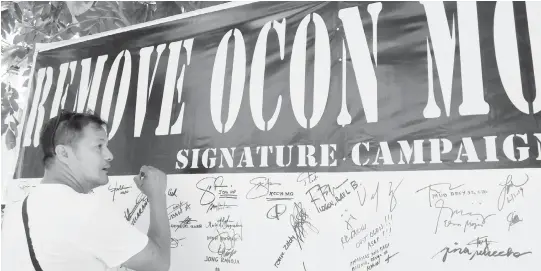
top-left (119, 172), bottom-right (535, 270)
top-left (305, 179), bottom-right (402, 215)
top-left (416, 174), bottom-right (529, 235)
top-left (246, 176), bottom-right (300, 221)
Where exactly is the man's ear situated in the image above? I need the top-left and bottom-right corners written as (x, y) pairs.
top-left (54, 145), bottom-right (71, 164)
top-left (100, 124), bottom-right (109, 138)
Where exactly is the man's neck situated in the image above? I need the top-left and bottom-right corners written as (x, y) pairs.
top-left (41, 167), bottom-right (89, 194)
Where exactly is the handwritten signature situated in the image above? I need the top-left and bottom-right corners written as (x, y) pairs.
top-left (342, 212), bottom-right (358, 231)
top-left (107, 182), bottom-right (132, 202)
top-left (124, 193), bottom-right (148, 222)
top-left (167, 188), bottom-right (178, 197)
top-left (207, 228), bottom-right (242, 259)
top-left (196, 176), bottom-right (227, 205)
top-left (385, 252), bottom-right (399, 263)
top-left (171, 216), bottom-right (198, 231)
top-left (388, 180), bottom-right (403, 212)
top-left (246, 176), bottom-right (280, 199)
top-left (434, 199), bottom-right (494, 234)
top-left (196, 176), bottom-right (237, 213)
top-left (497, 174), bottom-right (529, 211)
top-left (207, 215), bottom-right (243, 229)
top-left (507, 211), bottom-right (523, 231)
top-left (297, 172), bottom-right (318, 186)
top-left (171, 237), bottom-right (186, 248)
top-left (353, 180), bottom-right (401, 212)
top-left (354, 182), bottom-right (374, 210)
top-left (416, 183), bottom-right (465, 207)
top-left (290, 202), bottom-right (319, 250)
top-left (267, 204), bottom-right (287, 220)
top-left (432, 236), bottom-right (532, 262)
top-left (306, 179), bottom-right (351, 212)
top-left (167, 200), bottom-right (191, 219)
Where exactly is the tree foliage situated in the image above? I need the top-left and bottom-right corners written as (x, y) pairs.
top-left (1, 1), bottom-right (225, 149)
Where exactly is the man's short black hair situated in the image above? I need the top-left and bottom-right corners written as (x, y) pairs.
top-left (39, 110), bottom-right (108, 168)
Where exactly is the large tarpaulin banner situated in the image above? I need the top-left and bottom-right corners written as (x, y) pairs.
top-left (15, 1), bottom-right (541, 178)
top-left (9, 2), bottom-right (541, 271)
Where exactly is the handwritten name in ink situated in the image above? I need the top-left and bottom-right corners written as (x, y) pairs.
top-left (124, 193), bottom-right (149, 225)
top-left (497, 174), bottom-right (529, 211)
top-left (415, 183), bottom-right (467, 207)
top-left (246, 176), bottom-right (281, 200)
top-left (297, 172), bottom-right (318, 186)
top-left (507, 211), bottom-right (523, 231)
top-left (170, 216), bottom-right (200, 231)
top-left (307, 179), bottom-right (402, 214)
top-left (350, 242), bottom-right (398, 271)
top-left (170, 237), bottom-right (185, 248)
top-left (432, 236), bottom-right (532, 262)
top-left (167, 200), bottom-right (191, 221)
top-left (267, 204), bottom-right (287, 220)
top-left (196, 176), bottom-right (237, 213)
top-left (207, 215), bottom-right (243, 230)
top-left (205, 228), bottom-right (242, 264)
top-left (306, 179), bottom-right (353, 213)
top-left (108, 182), bottom-right (132, 201)
top-left (167, 188), bottom-right (178, 197)
top-left (433, 199), bottom-right (495, 234)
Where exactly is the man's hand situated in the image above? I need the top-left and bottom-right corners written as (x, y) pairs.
top-left (133, 165), bottom-right (167, 200)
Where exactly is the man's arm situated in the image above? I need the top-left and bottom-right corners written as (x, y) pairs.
top-left (122, 166), bottom-right (171, 271)
top-left (122, 195), bottom-right (171, 271)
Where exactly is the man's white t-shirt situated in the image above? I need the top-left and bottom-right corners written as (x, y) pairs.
top-left (2, 184), bottom-right (149, 271)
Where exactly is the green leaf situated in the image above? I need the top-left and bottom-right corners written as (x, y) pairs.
top-left (1, 104), bottom-right (8, 116)
top-left (11, 88), bottom-right (18, 99)
top-left (17, 1), bottom-right (31, 11)
top-left (12, 34), bottom-right (24, 44)
top-left (2, 97), bottom-right (9, 108)
top-left (10, 100), bottom-right (18, 111)
top-left (9, 120), bottom-right (16, 133)
top-left (42, 4), bottom-right (51, 18)
top-left (66, 1), bottom-right (94, 16)
top-left (13, 3), bottom-right (23, 22)
top-left (1, 82), bottom-right (6, 97)
top-left (1, 123), bottom-right (7, 134)
top-left (5, 128), bottom-right (16, 149)
top-left (56, 5), bottom-right (72, 25)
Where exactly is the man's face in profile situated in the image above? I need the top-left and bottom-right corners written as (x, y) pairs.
top-left (69, 124), bottom-right (114, 188)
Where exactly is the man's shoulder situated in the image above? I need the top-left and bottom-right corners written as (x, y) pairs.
top-left (25, 186), bottom-right (105, 221)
